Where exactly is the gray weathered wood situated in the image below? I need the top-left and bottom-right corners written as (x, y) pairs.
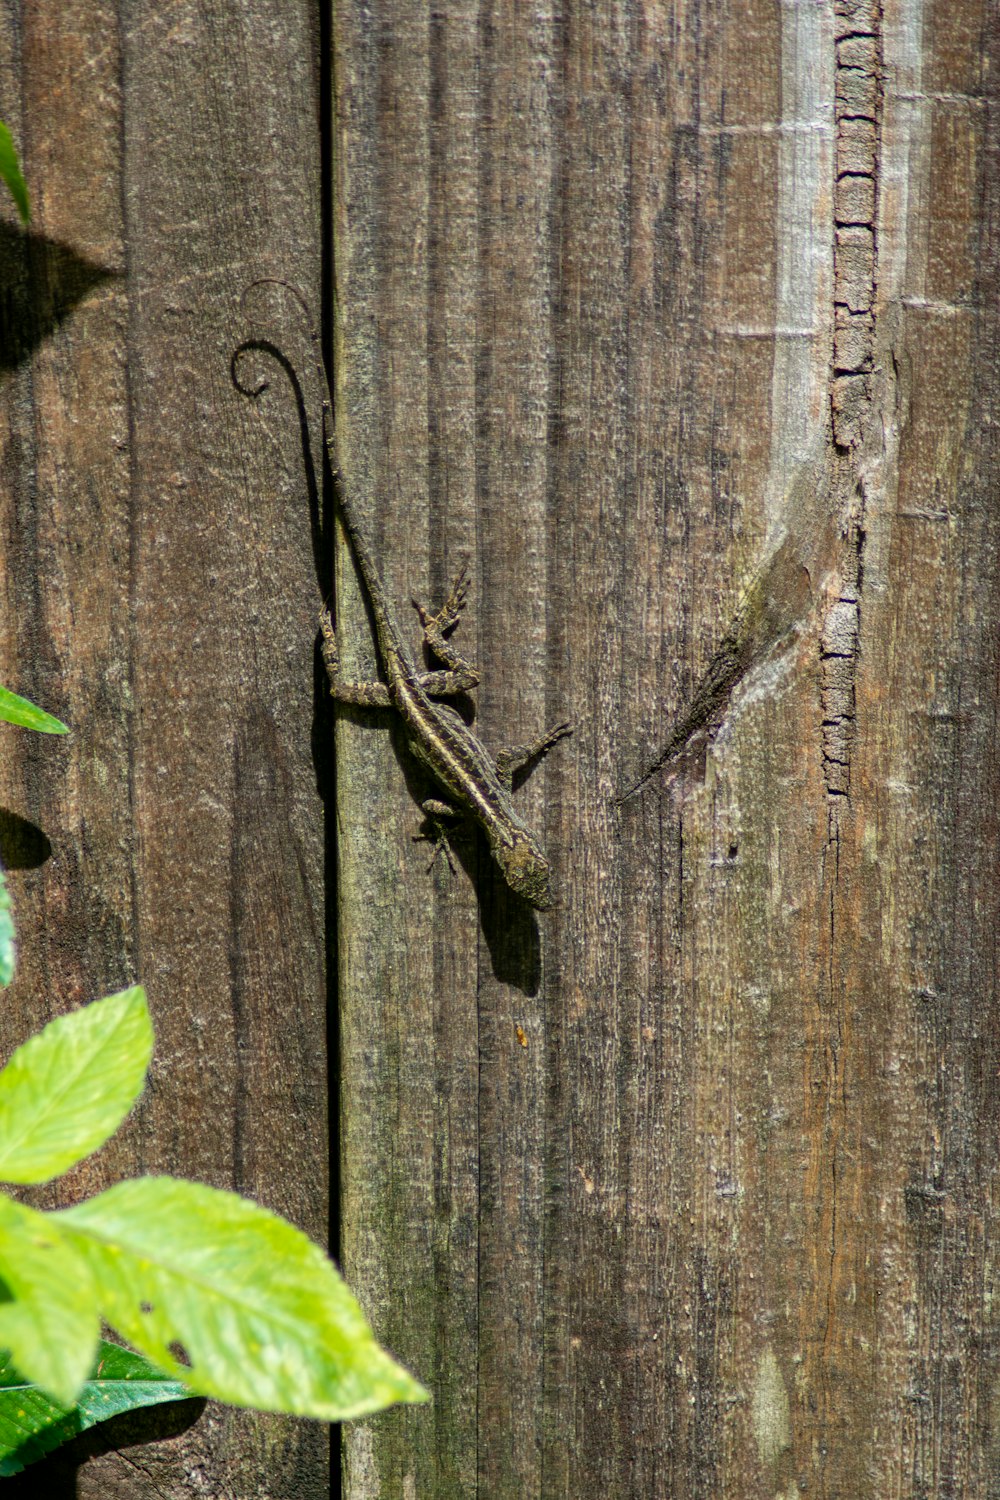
top-left (0, 1), bottom-right (327, 1492)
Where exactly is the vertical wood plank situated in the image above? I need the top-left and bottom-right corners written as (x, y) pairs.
top-left (472, 6), bottom-right (561, 1496)
top-left (335, 4), bottom-right (482, 1495)
top-left (0, 1), bottom-right (327, 1493)
top-left (336, 1), bottom-right (1000, 1497)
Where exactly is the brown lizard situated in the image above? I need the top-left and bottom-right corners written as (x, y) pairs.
top-left (248, 281), bottom-right (571, 910)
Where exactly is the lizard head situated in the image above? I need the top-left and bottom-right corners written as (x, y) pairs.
top-left (494, 835), bottom-right (556, 911)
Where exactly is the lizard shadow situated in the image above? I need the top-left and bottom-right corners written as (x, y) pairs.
top-left (478, 751), bottom-right (562, 992)
top-left (395, 721), bottom-right (547, 994)
top-left (476, 855), bottom-right (544, 993)
top-left (319, 644), bottom-right (545, 993)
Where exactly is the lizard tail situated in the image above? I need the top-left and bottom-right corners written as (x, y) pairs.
top-left (238, 277), bottom-right (396, 640)
top-left (239, 276), bottom-right (339, 473)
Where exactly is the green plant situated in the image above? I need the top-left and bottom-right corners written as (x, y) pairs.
top-left (0, 120), bottom-right (29, 224)
top-left (0, 685), bottom-right (67, 987)
top-left (0, 686), bottom-right (65, 734)
top-left (0, 687), bottom-right (426, 1471)
top-left (0, 991), bottom-right (425, 1420)
top-left (0, 1339), bottom-right (191, 1477)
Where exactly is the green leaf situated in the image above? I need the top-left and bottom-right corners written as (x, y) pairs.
top-left (0, 121), bottom-right (29, 225)
top-left (0, 988), bottom-right (153, 1185)
top-left (0, 1338), bottom-right (194, 1477)
top-left (0, 686), bottom-right (67, 735)
top-left (0, 867), bottom-right (13, 988)
top-left (0, 1194), bottom-right (99, 1406)
top-left (55, 1177), bottom-right (428, 1420)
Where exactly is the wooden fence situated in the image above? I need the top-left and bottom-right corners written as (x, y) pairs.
top-left (3, 2), bottom-right (1000, 1495)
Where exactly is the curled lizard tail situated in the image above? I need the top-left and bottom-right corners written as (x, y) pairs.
top-left (237, 277), bottom-right (397, 643)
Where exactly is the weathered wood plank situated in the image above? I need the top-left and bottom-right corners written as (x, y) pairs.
top-left (0, 0), bottom-right (327, 1492)
top-left (335, 4), bottom-right (482, 1493)
top-left (337, 1), bottom-right (1000, 1496)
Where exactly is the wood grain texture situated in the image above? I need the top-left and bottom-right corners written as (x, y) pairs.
top-left (1, 0), bottom-right (999, 1494)
top-left (0, 1), bottom-right (328, 1494)
top-left (337, 1), bottom-right (1000, 1496)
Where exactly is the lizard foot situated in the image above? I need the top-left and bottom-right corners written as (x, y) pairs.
top-left (414, 798), bottom-right (460, 875)
top-left (318, 605), bottom-right (339, 677)
top-left (495, 721), bottom-right (574, 790)
top-left (412, 560), bottom-right (470, 638)
top-left (411, 562), bottom-right (478, 684)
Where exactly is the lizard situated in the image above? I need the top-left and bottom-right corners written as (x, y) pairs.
top-left (246, 280), bottom-right (572, 910)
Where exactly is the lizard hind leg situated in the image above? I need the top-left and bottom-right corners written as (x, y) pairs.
top-left (414, 798), bottom-right (462, 875)
top-left (318, 607), bottom-right (392, 707)
top-left (495, 721), bottom-right (574, 790)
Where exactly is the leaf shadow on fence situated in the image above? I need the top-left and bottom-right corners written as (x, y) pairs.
top-left (0, 1396), bottom-right (205, 1497)
top-left (0, 220), bottom-right (116, 376)
top-left (0, 809), bottom-right (52, 871)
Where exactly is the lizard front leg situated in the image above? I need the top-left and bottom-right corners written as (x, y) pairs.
top-left (495, 721), bottom-right (573, 790)
top-left (411, 562), bottom-right (479, 692)
top-left (319, 607), bottom-right (392, 707)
